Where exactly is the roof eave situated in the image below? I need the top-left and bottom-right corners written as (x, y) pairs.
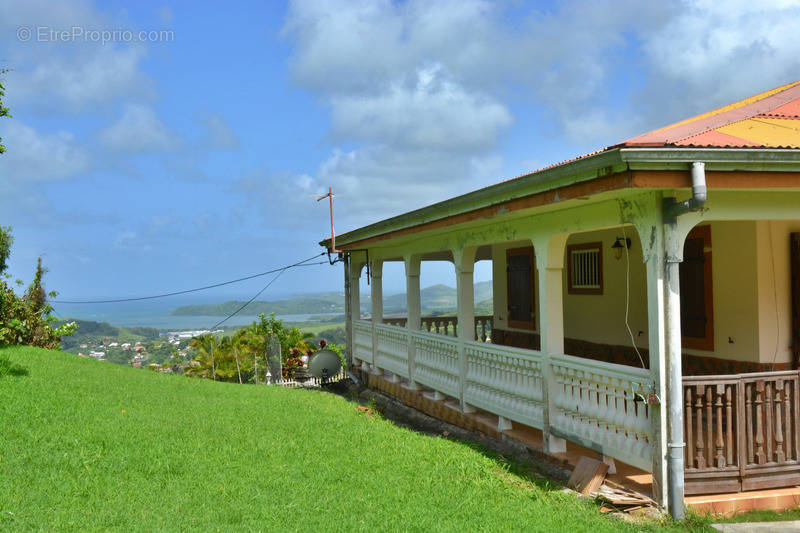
top-left (322, 147), bottom-right (800, 249)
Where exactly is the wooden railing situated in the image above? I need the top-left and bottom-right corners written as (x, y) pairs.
top-left (382, 315), bottom-right (493, 341)
top-left (683, 371), bottom-right (800, 494)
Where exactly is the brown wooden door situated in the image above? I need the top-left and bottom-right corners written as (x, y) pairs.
top-left (791, 233), bottom-right (800, 369)
top-left (506, 247), bottom-right (535, 330)
top-left (681, 226), bottom-right (714, 351)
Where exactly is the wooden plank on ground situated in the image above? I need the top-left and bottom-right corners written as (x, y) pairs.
top-left (595, 485), bottom-right (652, 506)
top-left (567, 456), bottom-right (609, 495)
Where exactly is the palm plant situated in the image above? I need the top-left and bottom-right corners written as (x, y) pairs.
top-left (187, 334), bottom-right (218, 380)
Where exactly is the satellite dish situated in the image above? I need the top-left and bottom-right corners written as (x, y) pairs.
top-left (308, 349), bottom-right (342, 379)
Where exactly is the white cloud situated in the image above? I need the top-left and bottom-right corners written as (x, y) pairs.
top-left (236, 145), bottom-right (504, 234)
top-left (330, 65), bottom-right (512, 152)
top-left (0, 0), bottom-right (155, 111)
top-left (0, 120), bottom-right (90, 181)
top-left (99, 103), bottom-right (180, 153)
top-left (9, 46), bottom-right (153, 112)
top-left (282, 0), bottom-right (515, 153)
top-left (279, 0), bottom-right (520, 227)
top-left (637, 0), bottom-right (800, 125)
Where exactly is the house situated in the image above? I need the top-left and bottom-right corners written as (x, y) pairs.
top-left (322, 80), bottom-right (800, 518)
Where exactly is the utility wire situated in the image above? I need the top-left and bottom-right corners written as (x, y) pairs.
top-left (50, 252), bottom-right (327, 304)
top-left (208, 268), bottom-right (286, 330)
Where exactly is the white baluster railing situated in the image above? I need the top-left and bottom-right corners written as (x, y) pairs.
top-left (353, 320), bottom-right (373, 365)
top-left (359, 319), bottom-right (654, 472)
top-left (374, 323), bottom-right (410, 378)
top-left (463, 341), bottom-right (544, 429)
top-left (549, 353), bottom-right (653, 471)
top-left (412, 330), bottom-right (460, 398)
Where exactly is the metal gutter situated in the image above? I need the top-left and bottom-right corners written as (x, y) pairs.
top-left (322, 147), bottom-right (800, 249)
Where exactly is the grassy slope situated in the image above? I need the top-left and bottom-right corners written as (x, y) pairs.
top-left (0, 347), bottom-right (703, 532)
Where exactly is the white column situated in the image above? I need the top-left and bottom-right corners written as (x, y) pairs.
top-left (533, 234), bottom-right (568, 454)
top-left (370, 260), bottom-right (383, 373)
top-left (635, 213), bottom-right (670, 510)
top-left (350, 261), bottom-right (362, 321)
top-left (405, 255), bottom-right (422, 390)
top-left (454, 247), bottom-right (477, 413)
top-left (348, 258), bottom-right (364, 367)
top-left (646, 249), bottom-right (670, 506)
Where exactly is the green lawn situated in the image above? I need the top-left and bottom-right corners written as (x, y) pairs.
top-left (0, 346), bottom-right (707, 531)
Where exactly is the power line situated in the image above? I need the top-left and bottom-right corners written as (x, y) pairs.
top-left (208, 268), bottom-right (286, 330)
top-left (50, 252), bottom-right (327, 304)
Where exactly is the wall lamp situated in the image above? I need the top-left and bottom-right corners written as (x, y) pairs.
top-left (611, 237), bottom-right (632, 260)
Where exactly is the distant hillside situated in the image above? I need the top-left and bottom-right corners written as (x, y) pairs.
top-left (173, 281), bottom-right (493, 317)
top-left (58, 319), bottom-right (163, 352)
top-left (172, 292), bottom-right (345, 316)
top-left (383, 280), bottom-right (492, 314)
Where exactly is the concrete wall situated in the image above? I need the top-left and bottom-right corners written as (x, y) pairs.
top-left (756, 220), bottom-right (800, 365)
top-left (491, 221), bottom-right (778, 364)
top-left (701, 221), bottom-right (760, 362)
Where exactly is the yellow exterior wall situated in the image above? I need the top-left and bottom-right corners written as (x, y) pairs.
top-left (561, 228), bottom-right (649, 350)
top-left (756, 220), bottom-right (800, 365)
top-left (491, 221), bottom-right (777, 364)
top-left (699, 221), bottom-right (759, 362)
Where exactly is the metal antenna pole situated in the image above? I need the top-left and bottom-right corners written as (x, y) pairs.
top-left (317, 186), bottom-right (341, 254)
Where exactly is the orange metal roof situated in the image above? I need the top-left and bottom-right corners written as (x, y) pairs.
top-left (620, 80), bottom-right (800, 149)
top-left (510, 81), bottom-right (800, 182)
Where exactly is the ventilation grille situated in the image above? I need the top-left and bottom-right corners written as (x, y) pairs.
top-left (570, 248), bottom-right (601, 289)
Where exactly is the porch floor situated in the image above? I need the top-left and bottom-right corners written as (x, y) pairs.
top-left (361, 367), bottom-right (800, 516)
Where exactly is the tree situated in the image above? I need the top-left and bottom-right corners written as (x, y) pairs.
top-left (185, 314), bottom-right (317, 383)
top-left (186, 334), bottom-right (219, 380)
top-left (0, 68), bottom-right (10, 154)
top-left (0, 234), bottom-right (78, 347)
top-left (0, 226), bottom-right (12, 275)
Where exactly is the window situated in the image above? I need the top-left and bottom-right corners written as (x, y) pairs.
top-left (567, 242), bottom-right (603, 295)
top-left (506, 247), bottom-right (535, 329)
top-left (680, 225), bottom-right (714, 351)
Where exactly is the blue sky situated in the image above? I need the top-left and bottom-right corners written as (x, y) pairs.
top-left (2, 0), bottom-right (800, 312)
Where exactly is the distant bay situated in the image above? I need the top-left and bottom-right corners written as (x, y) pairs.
top-left (51, 294), bottom-right (342, 331)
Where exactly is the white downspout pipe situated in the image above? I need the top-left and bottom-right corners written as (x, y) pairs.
top-left (664, 162), bottom-right (707, 223)
top-left (663, 161), bottom-right (706, 519)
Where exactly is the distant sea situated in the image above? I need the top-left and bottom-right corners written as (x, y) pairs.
top-left (51, 294), bottom-right (339, 331)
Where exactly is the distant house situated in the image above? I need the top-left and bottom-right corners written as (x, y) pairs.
top-left (323, 80), bottom-right (800, 517)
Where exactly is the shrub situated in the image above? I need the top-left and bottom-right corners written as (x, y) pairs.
top-left (0, 227), bottom-right (77, 348)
